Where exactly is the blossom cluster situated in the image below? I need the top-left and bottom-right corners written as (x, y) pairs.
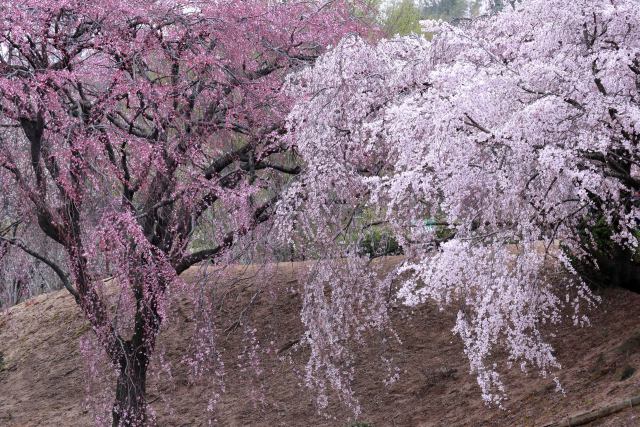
top-left (282, 0), bottom-right (639, 404)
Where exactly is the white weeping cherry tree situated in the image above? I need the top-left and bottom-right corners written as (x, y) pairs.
top-left (276, 0), bottom-right (640, 407)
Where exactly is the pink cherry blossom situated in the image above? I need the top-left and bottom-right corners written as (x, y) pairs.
top-left (0, 1), bottom-right (369, 424)
top-left (281, 0), bottom-right (638, 406)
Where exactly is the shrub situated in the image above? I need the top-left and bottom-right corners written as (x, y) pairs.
top-left (358, 229), bottom-right (403, 258)
top-left (568, 216), bottom-right (640, 293)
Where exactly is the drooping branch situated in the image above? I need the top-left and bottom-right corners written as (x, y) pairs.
top-left (0, 235), bottom-right (79, 301)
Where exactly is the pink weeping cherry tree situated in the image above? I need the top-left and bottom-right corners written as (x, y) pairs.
top-left (278, 0), bottom-right (639, 407)
top-left (0, 0), bottom-right (372, 424)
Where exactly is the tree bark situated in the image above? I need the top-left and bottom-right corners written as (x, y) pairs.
top-left (111, 270), bottom-right (163, 427)
top-left (112, 340), bottom-right (150, 427)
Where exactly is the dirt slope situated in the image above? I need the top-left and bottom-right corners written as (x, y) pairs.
top-left (1, 259), bottom-right (640, 426)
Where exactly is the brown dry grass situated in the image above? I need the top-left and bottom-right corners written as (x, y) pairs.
top-left (1, 258), bottom-right (640, 426)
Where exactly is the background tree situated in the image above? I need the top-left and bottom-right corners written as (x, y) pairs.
top-left (379, 0), bottom-right (509, 37)
top-left (279, 0), bottom-right (639, 406)
top-left (0, 0), bottom-right (369, 424)
top-left (421, 0), bottom-right (500, 20)
top-left (383, 0), bottom-right (423, 36)
top-left (0, 137), bottom-right (67, 307)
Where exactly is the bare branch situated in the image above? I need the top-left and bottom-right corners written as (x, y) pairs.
top-left (0, 235), bottom-right (79, 301)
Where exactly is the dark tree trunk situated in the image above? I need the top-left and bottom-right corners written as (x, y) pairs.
top-left (112, 341), bottom-right (150, 427)
top-left (111, 271), bottom-right (162, 427)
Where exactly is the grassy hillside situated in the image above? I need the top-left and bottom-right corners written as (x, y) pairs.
top-left (1, 260), bottom-right (640, 426)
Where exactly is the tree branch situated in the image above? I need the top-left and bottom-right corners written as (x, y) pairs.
top-left (174, 194), bottom-right (279, 274)
top-left (0, 235), bottom-right (79, 301)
